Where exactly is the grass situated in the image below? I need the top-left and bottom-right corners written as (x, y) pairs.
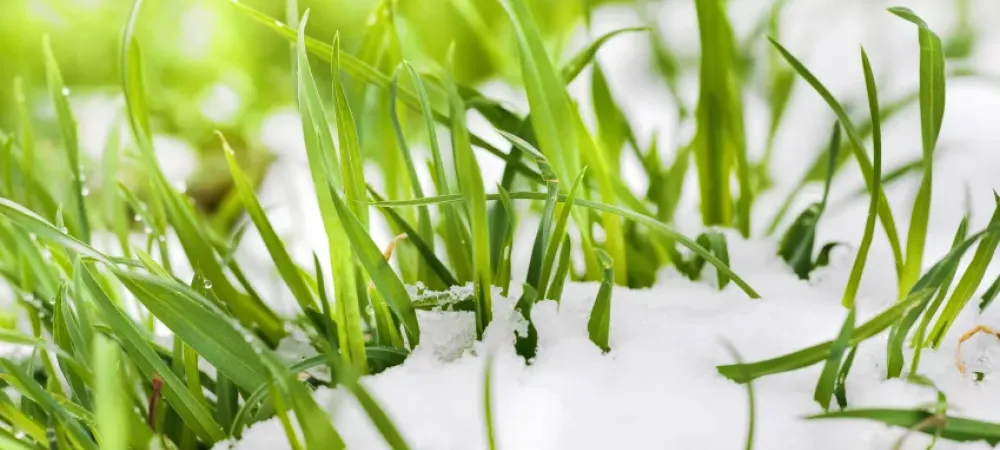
top-left (0, 0), bottom-right (998, 448)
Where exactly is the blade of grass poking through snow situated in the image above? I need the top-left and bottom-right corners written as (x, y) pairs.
top-left (891, 7), bottom-right (946, 296)
top-left (777, 124), bottom-right (840, 280)
top-left (484, 353), bottom-right (498, 450)
top-left (833, 345), bottom-right (858, 409)
top-left (547, 236), bottom-right (573, 302)
top-left (442, 60), bottom-right (492, 337)
top-left (296, 11), bottom-right (367, 370)
top-left (93, 335), bottom-right (127, 450)
top-left (911, 216), bottom-right (967, 373)
top-left (814, 307), bottom-right (855, 411)
top-left (842, 49), bottom-right (883, 309)
top-left (328, 185), bottom-right (420, 347)
top-left (769, 38), bottom-right (903, 280)
top-left (693, 0), bottom-right (751, 235)
top-left (926, 195), bottom-right (1000, 348)
top-left (220, 133), bottom-right (317, 314)
top-left (719, 227), bottom-right (995, 383)
top-left (0, 359), bottom-right (97, 450)
top-left (588, 249), bottom-right (615, 352)
top-left (43, 36), bottom-right (89, 243)
top-left (719, 341), bottom-right (756, 450)
top-left (540, 169), bottom-right (587, 300)
top-left (371, 193), bottom-right (761, 298)
top-left (808, 409), bottom-right (1000, 445)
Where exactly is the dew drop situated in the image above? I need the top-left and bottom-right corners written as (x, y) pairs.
top-left (158, 235), bottom-right (166, 243)
top-left (13, 431), bottom-right (24, 439)
top-left (59, 226), bottom-right (68, 234)
top-left (275, 19), bottom-right (283, 27)
top-left (134, 214), bottom-right (142, 222)
top-left (81, 187), bottom-right (90, 197)
top-left (143, 226), bottom-right (153, 234)
top-left (61, 87), bottom-right (70, 96)
top-left (204, 279), bottom-right (213, 289)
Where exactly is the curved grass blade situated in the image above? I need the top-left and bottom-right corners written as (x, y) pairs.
top-left (495, 185), bottom-right (516, 296)
top-left (561, 27), bottom-right (649, 82)
top-left (42, 36), bottom-right (90, 243)
top-left (926, 195), bottom-right (1000, 348)
top-left (442, 64), bottom-right (492, 336)
top-left (0, 359), bottom-right (97, 450)
top-left (588, 249), bottom-right (615, 353)
top-left (81, 264), bottom-right (226, 442)
top-left (547, 236), bottom-right (573, 302)
top-left (484, 353), bottom-right (498, 450)
top-left (833, 345), bottom-right (858, 409)
top-left (910, 216), bottom-right (967, 373)
top-left (892, 7), bottom-right (946, 295)
top-left (370, 192), bottom-right (761, 298)
top-left (769, 38), bottom-right (903, 279)
top-left (368, 188), bottom-right (459, 288)
top-left (220, 133), bottom-right (317, 315)
top-left (720, 226), bottom-right (995, 383)
top-left (808, 409), bottom-right (1000, 445)
top-left (328, 186), bottom-right (420, 347)
top-left (841, 49), bottom-right (883, 309)
top-left (539, 169), bottom-right (587, 299)
top-left (719, 341), bottom-right (756, 450)
top-left (814, 307), bottom-right (855, 411)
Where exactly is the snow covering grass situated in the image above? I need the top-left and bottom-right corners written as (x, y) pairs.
top-left (4, 0), bottom-right (1000, 449)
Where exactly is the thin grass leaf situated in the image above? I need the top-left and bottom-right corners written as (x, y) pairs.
top-left (368, 188), bottom-right (459, 288)
top-left (81, 264), bottom-right (226, 442)
top-left (561, 27), bottom-right (648, 82)
top-left (13, 77), bottom-right (35, 206)
top-left (833, 345), bottom-right (858, 409)
top-left (42, 36), bottom-right (90, 244)
top-left (719, 226), bottom-right (996, 383)
top-left (911, 216), bottom-right (967, 373)
top-left (808, 409), bottom-right (1000, 445)
top-left (484, 353), bottom-right (498, 450)
top-left (926, 195), bottom-right (1000, 348)
top-left (328, 187), bottom-right (420, 347)
top-left (296, 10), bottom-right (367, 371)
top-left (220, 133), bottom-right (316, 314)
top-left (539, 169), bottom-right (587, 299)
top-left (814, 307), bottom-right (855, 411)
top-left (979, 272), bottom-right (1000, 312)
top-left (371, 192), bottom-right (761, 298)
top-left (495, 185), bottom-right (516, 296)
top-left (0, 359), bottom-right (96, 450)
top-left (224, 0), bottom-right (543, 182)
top-left (719, 341), bottom-right (756, 450)
top-left (92, 335), bottom-right (127, 450)
top-left (588, 249), bottom-right (614, 352)
top-left (892, 7), bottom-right (946, 295)
top-left (693, 0), bottom-right (750, 234)
top-left (442, 63), bottom-right (492, 336)
top-left (842, 49), bottom-right (883, 309)
top-left (769, 38), bottom-right (903, 279)
top-left (547, 236), bottom-right (573, 302)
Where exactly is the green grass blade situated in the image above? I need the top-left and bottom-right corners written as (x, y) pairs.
top-left (0, 359), bottom-right (97, 450)
top-left (833, 345), bottom-right (858, 409)
top-left (588, 249), bottom-right (614, 352)
top-left (112, 268), bottom-right (269, 392)
top-left (719, 342), bottom-right (756, 450)
top-left (499, 0), bottom-right (579, 186)
top-left (561, 27), bottom-right (648, 82)
top-left (808, 409), bottom-right (1000, 445)
top-left (81, 264), bottom-right (226, 442)
top-left (841, 49), bottom-right (883, 309)
top-left (892, 7), bottom-right (946, 295)
top-left (42, 36), bottom-right (90, 244)
top-left (328, 187), bottom-right (420, 347)
top-left (484, 354), bottom-right (498, 450)
top-left (539, 169), bottom-right (587, 299)
top-left (769, 38), bottom-right (903, 279)
top-left (371, 192), bottom-right (760, 298)
top-left (223, 0), bottom-right (541, 182)
top-left (388, 66), bottom-right (434, 266)
top-left (720, 226), bottom-right (995, 383)
top-left (979, 272), bottom-right (1000, 312)
top-left (368, 188), bottom-right (460, 288)
top-left (494, 185), bottom-right (516, 297)
top-left (926, 195), bottom-right (1000, 347)
top-left (814, 307), bottom-right (855, 411)
top-left (442, 64), bottom-right (492, 336)
top-left (911, 216), bottom-right (967, 372)
top-left (546, 236), bottom-right (573, 302)
top-left (93, 335), bottom-right (128, 450)
top-left (331, 35), bottom-right (369, 226)
top-left (219, 133), bottom-right (317, 314)
top-left (296, 10), bottom-right (367, 371)
top-left (13, 77), bottom-right (35, 206)
top-left (693, 0), bottom-right (750, 234)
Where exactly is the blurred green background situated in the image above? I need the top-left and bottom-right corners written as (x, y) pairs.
top-left (0, 0), bottom-right (614, 215)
